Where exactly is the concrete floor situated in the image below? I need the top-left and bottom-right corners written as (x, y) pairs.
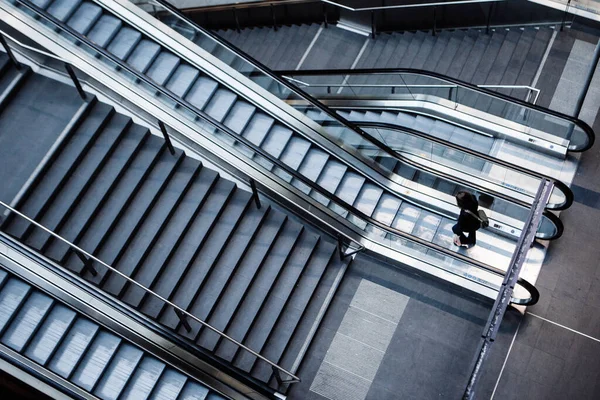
top-left (279, 20), bottom-right (600, 400)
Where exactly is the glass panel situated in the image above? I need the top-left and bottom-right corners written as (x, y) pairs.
top-left (12, 0), bottom-right (540, 302)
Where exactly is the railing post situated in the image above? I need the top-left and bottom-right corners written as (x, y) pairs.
top-left (323, 3), bottom-right (328, 28)
top-left (64, 64), bottom-right (87, 101)
top-left (271, 4), bottom-right (277, 31)
top-left (337, 235), bottom-right (346, 260)
top-left (561, 0), bottom-right (571, 31)
top-left (233, 8), bottom-right (241, 33)
top-left (327, 86), bottom-right (331, 94)
top-left (0, 33), bottom-right (22, 70)
top-left (158, 121), bottom-right (176, 156)
top-left (371, 10), bottom-right (376, 39)
top-left (249, 179), bottom-right (262, 209)
top-left (448, 86), bottom-right (454, 102)
top-left (486, 2), bottom-right (494, 34)
top-left (174, 309), bottom-right (192, 332)
top-left (75, 251), bottom-right (97, 277)
top-left (392, 86), bottom-right (396, 94)
top-left (432, 6), bottom-right (437, 36)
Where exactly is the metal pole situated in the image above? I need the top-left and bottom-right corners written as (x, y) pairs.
top-left (371, 10), bottom-right (376, 39)
top-left (158, 121), bottom-right (176, 155)
top-left (462, 179), bottom-right (553, 400)
top-left (0, 33), bottom-right (22, 70)
top-left (561, 0), bottom-right (571, 31)
top-left (323, 3), bottom-right (328, 28)
top-left (433, 6), bottom-right (437, 36)
top-left (249, 179), bottom-right (262, 209)
top-left (64, 64), bottom-right (87, 101)
top-left (233, 8), bottom-right (241, 33)
top-left (271, 4), bottom-right (277, 31)
top-left (486, 2), bottom-right (494, 34)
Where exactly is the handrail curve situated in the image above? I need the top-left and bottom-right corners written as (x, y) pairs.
top-left (9, 0), bottom-right (539, 305)
top-left (276, 68), bottom-right (596, 152)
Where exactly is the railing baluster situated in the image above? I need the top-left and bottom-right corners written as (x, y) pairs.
top-left (249, 179), bottom-right (262, 209)
top-left (432, 6), bottom-right (437, 36)
top-left (75, 251), bottom-right (97, 276)
top-left (233, 8), bottom-right (241, 33)
top-left (371, 10), bottom-right (376, 39)
top-left (64, 63), bottom-right (87, 101)
top-left (0, 33), bottom-right (22, 70)
top-left (271, 4), bottom-right (277, 31)
top-left (158, 121), bottom-right (176, 155)
top-left (174, 309), bottom-right (192, 332)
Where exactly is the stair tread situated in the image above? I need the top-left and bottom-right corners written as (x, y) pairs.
top-left (25, 304), bottom-right (77, 365)
top-left (119, 356), bottom-right (166, 400)
top-left (127, 39), bottom-right (162, 73)
top-left (44, 125), bottom-right (149, 262)
top-left (87, 15), bottom-right (123, 48)
top-left (62, 136), bottom-right (165, 273)
top-left (67, 2), bottom-right (102, 35)
top-left (1, 291), bottom-right (52, 352)
top-left (160, 185), bottom-right (251, 330)
top-left (26, 113), bottom-right (131, 251)
top-left (232, 230), bottom-right (321, 370)
top-left (209, 221), bottom-right (306, 356)
top-left (166, 63), bottom-right (200, 98)
top-left (196, 213), bottom-right (295, 350)
top-left (89, 148), bottom-right (183, 283)
top-left (47, 317), bottom-right (99, 379)
top-left (101, 157), bottom-right (199, 297)
top-left (3, 102), bottom-right (113, 240)
top-left (147, 51), bottom-right (181, 86)
top-left (120, 165), bottom-right (219, 309)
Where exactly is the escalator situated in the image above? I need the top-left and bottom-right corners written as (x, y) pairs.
top-left (0, 0), bottom-right (544, 306)
top-left (275, 69), bottom-right (592, 206)
top-left (0, 251), bottom-right (236, 399)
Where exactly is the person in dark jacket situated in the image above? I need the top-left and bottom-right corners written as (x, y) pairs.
top-left (453, 191), bottom-right (480, 248)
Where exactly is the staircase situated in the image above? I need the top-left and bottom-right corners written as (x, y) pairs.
top-left (7, 1), bottom-right (532, 259)
top-left (0, 264), bottom-right (227, 399)
top-left (0, 61), bottom-right (347, 388)
top-left (216, 23), bottom-right (554, 98)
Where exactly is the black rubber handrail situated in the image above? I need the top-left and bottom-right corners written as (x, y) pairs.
top-left (0, 236), bottom-right (275, 399)
top-left (317, 120), bottom-right (564, 239)
top-left (149, 0), bottom-right (565, 227)
top-left (14, 0), bottom-right (539, 305)
top-left (276, 68), bottom-right (596, 152)
top-left (346, 119), bottom-right (574, 211)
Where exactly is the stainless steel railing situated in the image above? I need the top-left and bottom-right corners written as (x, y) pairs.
top-left (0, 201), bottom-right (299, 383)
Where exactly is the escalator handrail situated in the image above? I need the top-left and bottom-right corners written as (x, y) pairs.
top-left (276, 67), bottom-right (596, 152)
top-left (347, 120), bottom-right (574, 211)
top-left (139, 0), bottom-right (563, 235)
top-left (317, 121), bottom-right (565, 239)
top-left (14, 0), bottom-right (538, 304)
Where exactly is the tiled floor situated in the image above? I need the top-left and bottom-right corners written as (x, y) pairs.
top-left (287, 20), bottom-right (600, 400)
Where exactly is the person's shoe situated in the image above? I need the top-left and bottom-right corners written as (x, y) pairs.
top-left (453, 235), bottom-right (462, 247)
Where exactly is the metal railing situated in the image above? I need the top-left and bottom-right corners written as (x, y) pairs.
top-left (0, 199), bottom-right (300, 384)
top-left (0, 19), bottom-right (538, 305)
top-left (0, 29), bottom-right (300, 385)
top-left (277, 68), bottom-right (595, 152)
top-left (321, 0), bottom-right (504, 12)
top-left (282, 75), bottom-right (541, 104)
top-left (6, 0), bottom-right (541, 304)
top-left (463, 178), bottom-right (554, 399)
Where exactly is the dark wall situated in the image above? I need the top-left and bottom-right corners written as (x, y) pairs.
top-left (183, 0), bottom-right (571, 33)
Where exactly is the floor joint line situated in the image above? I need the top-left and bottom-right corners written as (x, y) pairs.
top-left (528, 312), bottom-right (600, 343)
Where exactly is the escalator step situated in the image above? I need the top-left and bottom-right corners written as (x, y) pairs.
top-left (67, 2), bottom-right (102, 35)
top-left (87, 15), bottom-right (123, 48)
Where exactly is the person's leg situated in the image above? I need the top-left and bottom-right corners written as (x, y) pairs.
top-left (452, 223), bottom-right (468, 244)
top-left (465, 230), bottom-right (477, 245)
